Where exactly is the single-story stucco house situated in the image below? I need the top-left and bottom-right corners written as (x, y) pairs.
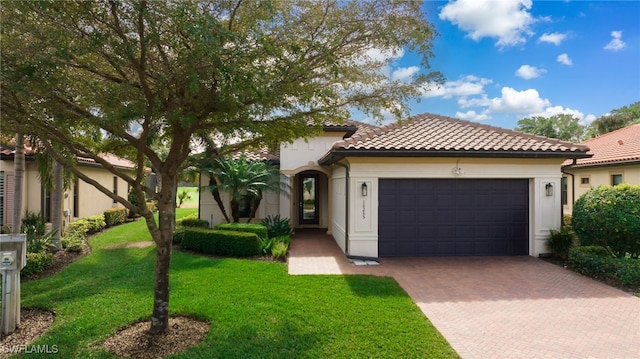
top-left (562, 123), bottom-right (640, 213)
top-left (199, 113), bottom-right (591, 258)
top-left (0, 143), bottom-right (135, 229)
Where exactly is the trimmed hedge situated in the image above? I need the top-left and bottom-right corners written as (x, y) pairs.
top-left (177, 215), bottom-right (210, 228)
top-left (22, 252), bottom-right (54, 277)
top-left (568, 246), bottom-right (640, 286)
top-left (214, 223), bottom-right (267, 240)
top-left (572, 184), bottom-right (640, 258)
top-left (180, 228), bottom-right (261, 257)
top-left (104, 208), bottom-right (127, 227)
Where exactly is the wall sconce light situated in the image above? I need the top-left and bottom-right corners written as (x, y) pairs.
top-left (545, 183), bottom-right (554, 197)
top-left (361, 182), bottom-right (368, 197)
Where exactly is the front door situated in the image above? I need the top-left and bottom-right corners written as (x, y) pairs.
top-left (299, 174), bottom-right (319, 225)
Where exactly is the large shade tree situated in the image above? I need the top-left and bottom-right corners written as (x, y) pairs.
top-left (515, 114), bottom-right (585, 142)
top-left (0, 0), bottom-right (442, 333)
top-left (586, 101), bottom-right (640, 138)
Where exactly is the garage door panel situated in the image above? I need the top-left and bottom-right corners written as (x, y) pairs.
top-left (379, 179), bottom-right (528, 257)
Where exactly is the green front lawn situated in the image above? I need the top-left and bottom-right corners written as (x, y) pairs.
top-left (20, 208), bottom-right (458, 358)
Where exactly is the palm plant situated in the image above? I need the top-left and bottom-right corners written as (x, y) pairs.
top-left (205, 154), bottom-right (288, 223)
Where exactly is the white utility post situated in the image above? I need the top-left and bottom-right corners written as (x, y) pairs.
top-left (0, 234), bottom-right (27, 335)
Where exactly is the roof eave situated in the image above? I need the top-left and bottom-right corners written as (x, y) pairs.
top-left (562, 158), bottom-right (640, 170)
top-left (319, 149), bottom-right (592, 165)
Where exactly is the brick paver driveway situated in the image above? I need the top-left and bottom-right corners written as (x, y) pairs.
top-left (289, 231), bottom-right (640, 359)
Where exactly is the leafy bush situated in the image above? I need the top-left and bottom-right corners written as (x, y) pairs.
top-left (546, 226), bottom-right (577, 260)
top-left (27, 230), bottom-right (55, 253)
top-left (180, 228), bottom-right (261, 257)
top-left (214, 223), bottom-right (268, 241)
top-left (259, 237), bottom-right (275, 254)
top-left (86, 215), bottom-right (107, 234)
top-left (104, 208), bottom-right (127, 227)
top-left (271, 242), bottom-right (289, 261)
top-left (273, 235), bottom-right (291, 245)
top-left (22, 252), bottom-right (54, 277)
top-left (261, 215), bottom-right (292, 238)
top-left (177, 215), bottom-right (209, 228)
top-left (568, 246), bottom-right (640, 286)
top-left (128, 188), bottom-right (142, 218)
top-left (172, 228), bottom-right (186, 245)
top-left (21, 210), bottom-right (45, 239)
top-left (572, 184), bottom-right (640, 258)
top-left (62, 236), bottom-right (84, 253)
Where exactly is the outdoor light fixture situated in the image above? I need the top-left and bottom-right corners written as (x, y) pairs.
top-left (361, 182), bottom-right (368, 197)
top-left (545, 183), bottom-right (554, 197)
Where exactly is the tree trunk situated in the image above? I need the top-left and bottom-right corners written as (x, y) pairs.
top-left (230, 198), bottom-right (240, 223)
top-left (209, 175), bottom-right (230, 223)
top-left (148, 173), bottom-right (176, 334)
top-left (11, 133), bottom-right (24, 234)
top-left (247, 193), bottom-right (262, 223)
top-left (50, 160), bottom-right (63, 250)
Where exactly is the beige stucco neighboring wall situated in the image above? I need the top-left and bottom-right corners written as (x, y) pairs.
top-left (279, 133), bottom-right (345, 171)
top-left (199, 173), bottom-right (279, 227)
top-left (563, 163), bottom-right (640, 213)
top-left (73, 166), bottom-right (129, 218)
top-left (333, 157), bottom-right (566, 258)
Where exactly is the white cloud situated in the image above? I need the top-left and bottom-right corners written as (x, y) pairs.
top-left (421, 75), bottom-right (492, 99)
top-left (604, 31), bottom-right (626, 51)
top-left (488, 87), bottom-right (551, 113)
top-left (392, 66), bottom-right (420, 82)
top-left (515, 65), bottom-right (546, 79)
top-left (538, 32), bottom-right (567, 45)
top-left (439, 0), bottom-right (535, 48)
top-left (455, 110), bottom-right (490, 121)
top-left (557, 53), bottom-right (573, 65)
top-left (528, 106), bottom-right (597, 125)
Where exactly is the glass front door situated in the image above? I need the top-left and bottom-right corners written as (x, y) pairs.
top-left (299, 174), bottom-right (319, 225)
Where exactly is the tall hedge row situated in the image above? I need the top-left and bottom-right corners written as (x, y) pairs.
top-left (179, 228), bottom-right (261, 257)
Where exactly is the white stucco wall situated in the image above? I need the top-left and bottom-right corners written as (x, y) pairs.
top-left (331, 157), bottom-right (565, 258)
top-left (199, 173), bottom-right (279, 227)
top-left (279, 133), bottom-right (346, 171)
top-left (563, 163), bottom-right (640, 213)
top-left (330, 166), bottom-right (347, 252)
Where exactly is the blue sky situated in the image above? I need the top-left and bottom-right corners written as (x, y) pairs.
top-left (357, 0), bottom-right (639, 130)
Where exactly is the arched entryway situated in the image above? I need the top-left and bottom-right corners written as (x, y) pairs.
top-left (291, 169), bottom-right (329, 229)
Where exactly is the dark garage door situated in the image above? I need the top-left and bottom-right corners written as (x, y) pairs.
top-left (378, 179), bottom-right (529, 256)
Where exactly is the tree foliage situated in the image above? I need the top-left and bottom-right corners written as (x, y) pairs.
top-left (515, 114), bottom-right (585, 142)
top-left (1, 0), bottom-right (441, 333)
top-left (586, 101), bottom-right (640, 138)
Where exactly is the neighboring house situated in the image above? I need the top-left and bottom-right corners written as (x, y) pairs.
top-left (200, 113), bottom-right (591, 258)
top-left (562, 123), bottom-right (640, 214)
top-left (0, 144), bottom-right (135, 229)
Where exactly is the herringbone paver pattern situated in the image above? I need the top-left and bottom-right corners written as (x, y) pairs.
top-left (288, 230), bottom-right (640, 359)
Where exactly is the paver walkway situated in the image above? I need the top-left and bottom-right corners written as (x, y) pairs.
top-left (288, 229), bottom-right (640, 359)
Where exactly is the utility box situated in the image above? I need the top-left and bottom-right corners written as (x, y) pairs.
top-left (0, 235), bottom-right (26, 271)
top-left (0, 234), bottom-right (27, 335)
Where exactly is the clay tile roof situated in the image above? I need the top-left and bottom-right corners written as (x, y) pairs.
top-left (324, 113), bottom-right (590, 161)
top-left (231, 147), bottom-right (280, 162)
top-left (76, 153), bottom-right (136, 169)
top-left (563, 123), bottom-right (640, 167)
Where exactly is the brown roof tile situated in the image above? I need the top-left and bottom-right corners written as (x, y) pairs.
top-left (325, 113), bottom-right (590, 159)
top-left (563, 123), bottom-right (640, 167)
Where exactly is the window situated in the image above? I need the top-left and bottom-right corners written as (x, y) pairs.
top-left (561, 177), bottom-right (568, 205)
top-left (580, 177), bottom-right (590, 185)
top-left (113, 176), bottom-right (118, 203)
top-left (0, 171), bottom-right (4, 226)
top-left (611, 174), bottom-right (623, 186)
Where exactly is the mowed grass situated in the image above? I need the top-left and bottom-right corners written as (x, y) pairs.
top-left (20, 208), bottom-right (458, 358)
top-left (177, 186), bottom-right (199, 208)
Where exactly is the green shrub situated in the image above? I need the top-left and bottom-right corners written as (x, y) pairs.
top-left (214, 223), bottom-right (268, 241)
top-left (104, 208), bottom-right (127, 227)
top-left (572, 184), bottom-right (640, 258)
top-left (568, 246), bottom-right (640, 286)
top-left (21, 210), bottom-right (45, 240)
top-left (128, 188), bottom-right (142, 218)
top-left (86, 215), bottom-right (106, 234)
top-left (259, 237), bottom-right (275, 254)
top-left (172, 228), bottom-right (186, 245)
top-left (271, 241), bottom-right (289, 261)
top-left (62, 236), bottom-right (84, 253)
top-left (180, 228), bottom-right (261, 257)
top-left (27, 230), bottom-right (55, 253)
top-left (177, 216), bottom-right (209, 228)
top-left (22, 252), bottom-right (54, 277)
top-left (273, 235), bottom-right (291, 245)
top-left (261, 215), bottom-right (292, 238)
top-left (546, 226), bottom-right (577, 260)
